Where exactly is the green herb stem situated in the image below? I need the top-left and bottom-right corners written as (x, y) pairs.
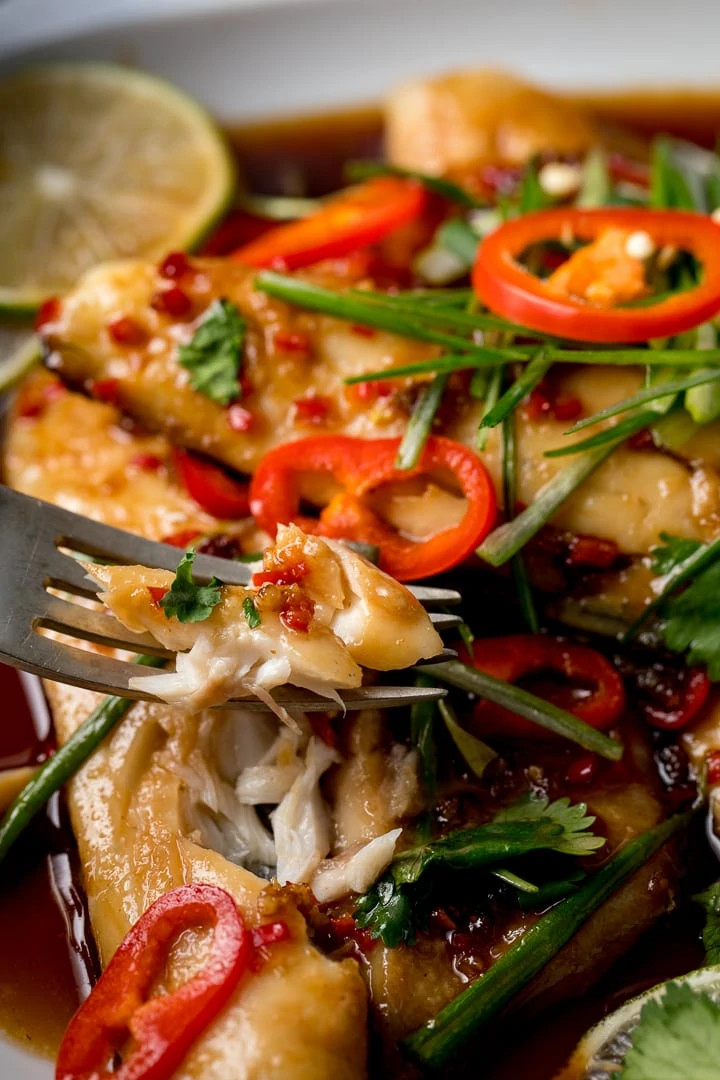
top-left (481, 351), bottom-right (551, 430)
top-left (566, 369), bottom-right (720, 434)
top-left (543, 408), bottom-right (660, 458)
top-left (396, 373), bottom-right (449, 469)
top-left (403, 813), bottom-right (689, 1069)
top-left (416, 660), bottom-right (623, 760)
top-left (0, 655), bottom-right (165, 866)
top-left (502, 396), bottom-right (539, 633)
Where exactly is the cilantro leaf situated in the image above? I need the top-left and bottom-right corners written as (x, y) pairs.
top-left (660, 558), bottom-right (720, 680)
top-left (620, 982), bottom-right (720, 1080)
top-left (242, 596), bottom-right (262, 629)
top-left (695, 881), bottom-right (720, 965)
top-left (355, 792), bottom-right (604, 945)
top-left (494, 792), bottom-right (605, 856)
top-left (159, 552), bottom-right (224, 623)
top-left (651, 532), bottom-right (703, 576)
top-left (178, 298), bottom-right (246, 405)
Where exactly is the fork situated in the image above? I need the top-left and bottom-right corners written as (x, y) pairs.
top-left (0, 486), bottom-right (460, 710)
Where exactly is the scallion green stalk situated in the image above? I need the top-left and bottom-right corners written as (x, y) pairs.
top-left (543, 408), bottom-right (660, 458)
top-left (396, 373), bottom-right (449, 469)
top-left (480, 351), bottom-right (551, 430)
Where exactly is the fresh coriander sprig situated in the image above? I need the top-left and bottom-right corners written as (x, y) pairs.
top-left (620, 981), bottom-right (720, 1080)
top-left (159, 551), bottom-right (224, 623)
top-left (403, 814), bottom-right (689, 1070)
top-left (624, 532), bottom-right (720, 642)
top-left (416, 659), bottom-right (623, 760)
top-left (178, 298), bottom-right (246, 405)
top-left (0, 655), bottom-right (166, 866)
top-left (694, 881), bottom-right (720, 966)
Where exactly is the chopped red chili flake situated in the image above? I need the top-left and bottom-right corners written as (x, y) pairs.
top-left (107, 315), bottom-right (146, 347)
top-left (628, 429), bottom-right (655, 452)
top-left (292, 395), bottom-right (331, 426)
top-left (309, 713), bottom-right (338, 749)
top-left (566, 534), bottom-right (619, 569)
top-left (16, 379), bottom-right (66, 419)
top-left (274, 328), bottom-right (311, 354)
top-left (34, 296), bottom-right (61, 332)
top-left (565, 753), bottom-right (599, 784)
top-left (249, 920), bottom-right (292, 973)
top-left (90, 378), bottom-right (121, 405)
top-left (162, 529), bottom-right (203, 548)
top-left (707, 750), bottom-right (720, 787)
top-left (130, 453), bottom-right (164, 471)
top-left (326, 915), bottom-right (377, 955)
top-left (253, 561), bottom-right (309, 587)
top-left (159, 251), bottom-right (191, 280)
top-left (227, 403), bottom-right (254, 433)
top-left (524, 383), bottom-right (582, 424)
top-left (351, 323), bottom-right (377, 338)
top-left (148, 586), bottom-right (168, 607)
top-left (280, 591), bottom-right (315, 633)
top-left (348, 380), bottom-right (393, 405)
top-left (151, 286), bottom-right (192, 317)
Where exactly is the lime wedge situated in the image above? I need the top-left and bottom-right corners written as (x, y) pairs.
top-left (0, 328), bottom-right (41, 393)
top-left (556, 965), bottom-right (720, 1079)
top-left (0, 63), bottom-right (236, 313)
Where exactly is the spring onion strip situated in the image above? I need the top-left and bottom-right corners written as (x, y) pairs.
top-left (503, 404), bottom-right (539, 633)
top-left (478, 439), bottom-right (623, 566)
top-left (475, 365), bottom-right (504, 450)
top-left (0, 655), bottom-right (165, 866)
top-left (396, 373), bottom-right (449, 469)
top-left (543, 408), bottom-right (660, 458)
top-left (415, 660), bottom-right (623, 760)
top-left (345, 159), bottom-right (485, 209)
top-left (491, 867), bottom-right (539, 894)
top-left (403, 813), bottom-right (688, 1069)
top-left (565, 368), bottom-right (720, 434)
top-left (255, 272), bottom-right (517, 361)
top-left (347, 288), bottom-right (537, 336)
top-left (481, 351), bottom-right (551, 430)
top-left (624, 532), bottom-right (720, 641)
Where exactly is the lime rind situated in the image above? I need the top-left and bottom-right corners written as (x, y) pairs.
top-left (0, 62), bottom-right (237, 315)
top-left (556, 965), bottom-right (720, 1079)
top-left (0, 334), bottom-right (42, 394)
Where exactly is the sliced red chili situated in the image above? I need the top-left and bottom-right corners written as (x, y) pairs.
top-left (174, 449), bottom-right (250, 520)
top-left (461, 635), bottom-right (626, 738)
top-left (232, 177), bottom-right (426, 270)
top-left (249, 434), bottom-right (496, 582)
top-left (473, 207), bottom-right (720, 342)
top-left (55, 884), bottom-right (249, 1080)
top-left (635, 664), bottom-right (711, 731)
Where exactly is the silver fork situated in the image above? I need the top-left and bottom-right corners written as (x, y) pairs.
top-left (0, 486), bottom-right (460, 710)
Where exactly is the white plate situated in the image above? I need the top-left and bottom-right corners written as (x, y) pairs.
top-left (2, 0), bottom-right (720, 1075)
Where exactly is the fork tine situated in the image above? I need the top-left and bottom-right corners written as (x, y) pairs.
top-left (407, 585), bottom-right (461, 605)
top-left (38, 595), bottom-right (172, 656)
top-left (428, 612), bottom-right (462, 631)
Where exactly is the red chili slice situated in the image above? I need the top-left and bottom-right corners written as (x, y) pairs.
top-left (249, 434), bottom-right (496, 582)
top-left (55, 884), bottom-right (250, 1080)
top-left (232, 177), bottom-right (426, 270)
top-left (174, 449), bottom-right (250, 520)
top-left (636, 664), bottom-right (711, 731)
top-left (462, 635), bottom-right (626, 738)
top-left (473, 207), bottom-right (720, 343)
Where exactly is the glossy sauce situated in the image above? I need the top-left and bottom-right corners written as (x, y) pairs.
top-left (3, 86), bottom-right (720, 1072)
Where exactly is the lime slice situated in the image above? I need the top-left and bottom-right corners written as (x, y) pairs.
top-left (0, 63), bottom-right (236, 313)
top-left (0, 328), bottom-right (41, 393)
top-left (556, 965), bottom-right (720, 1079)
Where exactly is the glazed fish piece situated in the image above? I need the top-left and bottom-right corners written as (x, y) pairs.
top-left (88, 522), bottom-right (443, 711)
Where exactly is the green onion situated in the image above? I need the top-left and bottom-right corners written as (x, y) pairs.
top-left (479, 439), bottom-right (622, 566)
top-left (439, 698), bottom-right (497, 779)
top-left (0, 655), bottom-right (165, 866)
top-left (503, 403), bottom-right (539, 633)
top-left (545, 348), bottom-right (720, 367)
top-left (491, 867), bottom-right (539, 894)
top-left (345, 160), bottom-right (484, 209)
top-left (346, 355), bottom-right (497, 385)
top-left (347, 288), bottom-right (535, 336)
top-left (565, 368), bottom-right (720, 434)
top-left (576, 148), bottom-right (611, 209)
top-left (480, 351), bottom-right (551, 430)
top-left (396, 373), bottom-right (448, 469)
top-left (543, 408), bottom-right (660, 458)
top-left (475, 365), bottom-right (504, 450)
top-left (435, 218), bottom-right (480, 265)
top-left (650, 136), bottom-right (703, 212)
top-left (403, 813), bottom-right (688, 1070)
top-left (624, 532), bottom-right (720, 641)
top-left (415, 660), bottom-right (623, 760)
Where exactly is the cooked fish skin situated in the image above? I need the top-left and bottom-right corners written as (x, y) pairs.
top-left (39, 260), bottom-right (720, 559)
top-left (44, 680), bottom-right (369, 1080)
top-left (385, 69), bottom-right (597, 179)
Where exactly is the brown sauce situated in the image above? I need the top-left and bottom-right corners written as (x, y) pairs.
top-left (3, 85), bottom-right (720, 1074)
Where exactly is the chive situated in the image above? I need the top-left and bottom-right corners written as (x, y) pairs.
top-left (543, 408), bottom-right (659, 458)
top-left (396, 373), bottom-right (449, 469)
top-left (416, 660), bottom-right (623, 760)
top-left (256, 272), bottom-right (515, 361)
top-left (403, 814), bottom-right (688, 1069)
top-left (347, 288), bottom-right (537, 337)
top-left (624, 531), bottom-right (720, 641)
top-left (475, 365), bottom-right (504, 451)
top-left (478, 440), bottom-right (621, 567)
top-left (439, 698), bottom-right (497, 780)
top-left (0, 655), bottom-right (166, 866)
top-left (576, 148), bottom-right (611, 209)
top-left (503, 404), bottom-right (539, 633)
top-left (389, 287), bottom-right (475, 307)
top-left (436, 218), bottom-right (480, 265)
top-left (491, 868), bottom-right (539, 894)
top-left (545, 348), bottom-right (720, 367)
top-left (345, 160), bottom-right (484, 209)
top-left (346, 355), bottom-right (497, 385)
top-left (480, 351), bottom-right (552, 430)
top-left (565, 368), bottom-right (720, 434)
top-left (410, 674), bottom-right (439, 798)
